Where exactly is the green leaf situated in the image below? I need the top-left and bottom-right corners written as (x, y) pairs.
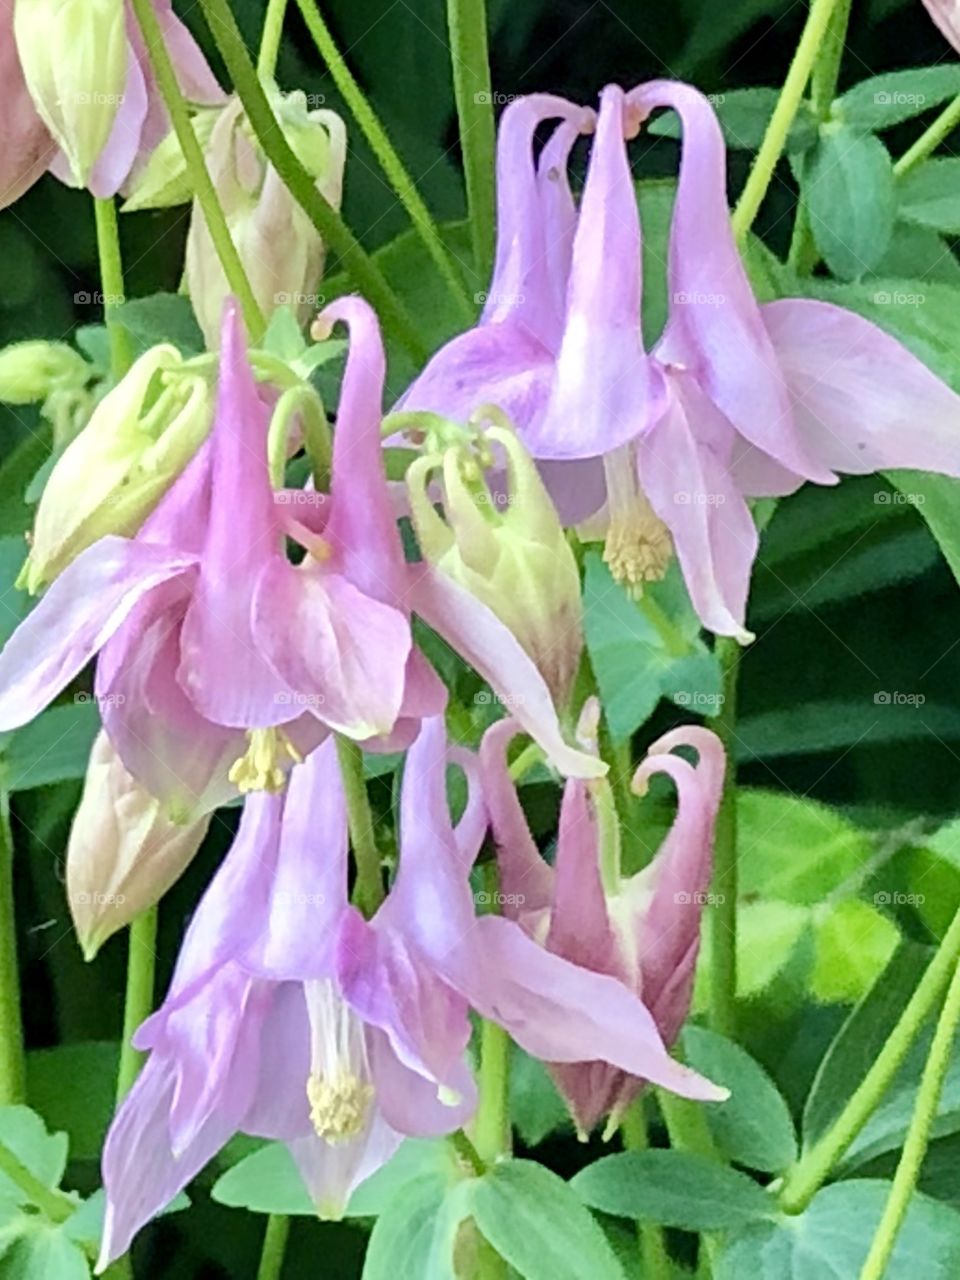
top-left (115, 293), bottom-right (204, 357)
top-left (803, 940), bottom-right (932, 1145)
top-left (810, 900), bottom-right (900, 1003)
top-left (362, 1175), bottom-right (469, 1280)
top-left (805, 127), bottom-right (896, 279)
top-left (583, 553), bottom-right (721, 742)
top-left (2, 702), bottom-right (100, 792)
top-left (734, 901), bottom-right (811, 999)
top-left (898, 159), bottom-right (960, 236)
top-left (509, 1048), bottom-right (570, 1148)
top-left (26, 1043), bottom-right (119, 1163)
top-left (648, 88), bottom-right (817, 151)
top-left (0, 1223), bottom-right (90, 1280)
top-left (871, 223), bottom-right (960, 284)
top-left (737, 789), bottom-right (874, 905)
top-left (716, 1180), bottom-right (960, 1278)
top-left (737, 699), bottom-right (960, 760)
top-left (888, 472), bottom-right (960, 585)
top-left (474, 1160), bottom-right (626, 1280)
top-left (572, 1151), bottom-right (774, 1232)
top-left (836, 66), bottom-right (960, 131)
top-left (211, 1143), bottom-right (314, 1216)
top-left (682, 1027), bottom-right (798, 1173)
top-left (347, 1140), bottom-right (460, 1218)
top-left (0, 426), bottom-right (52, 539)
top-left (0, 537), bottom-right (32, 647)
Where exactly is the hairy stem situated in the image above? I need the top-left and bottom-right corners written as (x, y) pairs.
top-left (335, 737), bottom-right (383, 918)
top-left (709, 637), bottom-right (741, 1039)
top-left (781, 903), bottom-right (960, 1213)
top-left (894, 93), bottom-right (960, 178)
top-left (115, 907), bottom-right (158, 1104)
top-left (445, 0), bottom-right (497, 281)
top-left (128, 0), bottom-right (265, 341)
top-left (196, 0), bottom-right (427, 361)
top-left (731, 0), bottom-right (843, 242)
top-left (859, 953), bottom-right (960, 1279)
top-left (93, 198), bottom-right (134, 380)
top-left (0, 1137), bottom-right (76, 1223)
top-left (0, 789), bottom-right (24, 1105)
top-left (295, 0), bottom-right (473, 320)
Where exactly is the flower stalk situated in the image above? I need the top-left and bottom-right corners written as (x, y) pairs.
top-left (115, 906), bottom-right (158, 1104)
top-left (93, 197), bottom-right (134, 381)
top-left (335, 736), bottom-right (383, 918)
top-left (708, 636), bottom-right (741, 1039)
top-left (445, 0), bottom-right (497, 281)
top-left (0, 787), bottom-right (24, 1105)
top-left (256, 1214), bottom-right (291, 1280)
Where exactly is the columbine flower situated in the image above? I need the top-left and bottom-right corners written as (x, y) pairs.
top-left (480, 713), bottom-right (725, 1137)
top-left (0, 0), bottom-right (54, 207)
top-left (67, 731), bottom-right (210, 959)
top-left (13, 0), bottom-right (225, 198)
top-left (400, 79), bottom-right (960, 641)
top-left (185, 92), bottom-right (347, 347)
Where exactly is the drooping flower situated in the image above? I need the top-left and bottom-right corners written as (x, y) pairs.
top-left (67, 731), bottom-right (210, 959)
top-left (0, 0), bottom-right (54, 207)
top-left (97, 735), bottom-right (478, 1268)
top-left (480, 713), bottom-right (724, 1136)
top-left (13, 0), bottom-right (225, 198)
top-left (185, 91), bottom-right (347, 347)
top-left (400, 79), bottom-right (960, 641)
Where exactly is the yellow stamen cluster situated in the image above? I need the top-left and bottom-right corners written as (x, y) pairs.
top-left (603, 507), bottom-right (672, 598)
top-left (228, 728), bottom-right (303, 794)
top-left (306, 1072), bottom-right (375, 1144)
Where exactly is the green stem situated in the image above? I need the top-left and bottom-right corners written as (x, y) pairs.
top-left (128, 0), bottom-right (265, 342)
top-left (334, 737), bottom-right (383, 918)
top-left (449, 1127), bottom-right (486, 1176)
top-left (787, 0), bottom-right (853, 272)
top-left (196, 0), bottom-right (427, 362)
top-left (731, 0), bottom-right (842, 243)
top-left (894, 93), bottom-right (960, 178)
top-left (781, 902), bottom-right (960, 1213)
top-left (445, 0), bottom-right (496, 281)
top-left (294, 0), bottom-right (473, 321)
top-left (0, 789), bottom-right (25, 1105)
top-left (0, 1137), bottom-right (76, 1223)
top-left (656, 1088), bottom-right (722, 1165)
top-left (709, 637), bottom-right (741, 1040)
top-left (621, 1103), bottom-right (673, 1280)
top-left (93, 198), bottom-right (134, 381)
top-left (115, 907), bottom-right (158, 1104)
top-left (256, 1214), bottom-right (291, 1280)
top-left (257, 0), bottom-right (289, 79)
top-left (859, 954), bottom-right (960, 1280)
top-left (473, 1017), bottom-right (510, 1165)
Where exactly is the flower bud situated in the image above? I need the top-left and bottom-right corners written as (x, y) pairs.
top-left (0, 0), bottom-right (54, 206)
top-left (21, 344), bottom-right (213, 592)
top-left (0, 340), bottom-right (88, 404)
top-left (120, 109), bottom-right (219, 212)
top-left (185, 92), bottom-right (347, 347)
top-left (14, 0), bottom-right (128, 190)
top-left (406, 409), bottom-right (583, 706)
top-left (67, 733), bottom-right (210, 959)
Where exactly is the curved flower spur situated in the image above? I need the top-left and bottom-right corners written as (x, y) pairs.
top-left (401, 78), bottom-right (960, 641)
top-left (480, 713), bottom-right (725, 1138)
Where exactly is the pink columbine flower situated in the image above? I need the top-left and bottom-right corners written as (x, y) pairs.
top-left (480, 715), bottom-right (724, 1136)
top-left (400, 80), bottom-right (960, 641)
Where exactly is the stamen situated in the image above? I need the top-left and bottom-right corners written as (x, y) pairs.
top-left (228, 728), bottom-right (303, 794)
top-left (304, 980), bottom-right (375, 1144)
top-left (602, 445), bottom-right (672, 597)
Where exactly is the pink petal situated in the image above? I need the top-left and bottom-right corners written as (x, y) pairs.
top-left (88, 39), bottom-right (148, 197)
top-left (479, 719), bottom-right (554, 918)
top-left (0, 537), bottom-right (194, 732)
top-left (547, 779), bottom-right (622, 975)
top-left (764, 298), bottom-right (960, 477)
top-left (288, 1105), bottom-right (404, 1220)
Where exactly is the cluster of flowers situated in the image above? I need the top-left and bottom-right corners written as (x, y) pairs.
top-left (3, 2), bottom-right (960, 1269)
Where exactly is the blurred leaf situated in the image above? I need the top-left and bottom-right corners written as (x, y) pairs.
top-left (898, 159), bottom-right (960, 236)
top-left (682, 1027), bottom-right (798, 1173)
top-left (737, 699), bottom-right (960, 759)
top-left (0, 1107), bottom-right (68, 1210)
top-left (810, 899), bottom-right (899, 1003)
top-left (716, 1180), bottom-right (960, 1278)
top-left (115, 293), bottom-right (204, 357)
top-left (26, 1044), bottom-right (119, 1164)
top-left (2, 702), bottom-right (100, 792)
top-left (888, 472), bottom-right (960, 585)
top-left (649, 87), bottom-right (817, 151)
top-left (836, 66), bottom-right (960, 130)
top-left (806, 127), bottom-right (896, 279)
top-left (735, 900), bottom-right (811, 998)
top-left (362, 1175), bottom-right (469, 1280)
top-left (572, 1151), bottom-right (774, 1231)
top-left (0, 1223), bottom-right (89, 1279)
top-left (211, 1143), bottom-right (314, 1216)
top-left (0, 537), bottom-right (31, 647)
top-left (0, 427), bottom-right (52, 539)
top-left (476, 1160), bottom-right (626, 1280)
top-left (871, 223), bottom-right (960, 283)
top-left (509, 1048), bottom-right (570, 1148)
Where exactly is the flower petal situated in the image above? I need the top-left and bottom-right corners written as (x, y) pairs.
top-left (479, 719), bottom-right (554, 917)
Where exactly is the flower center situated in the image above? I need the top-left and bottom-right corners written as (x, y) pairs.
top-left (304, 980), bottom-right (375, 1144)
top-left (228, 728), bottom-right (303, 794)
top-left (602, 446), bottom-right (672, 597)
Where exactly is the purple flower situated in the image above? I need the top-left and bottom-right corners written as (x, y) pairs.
top-left (400, 80), bottom-right (960, 640)
top-left (480, 715), bottom-right (725, 1136)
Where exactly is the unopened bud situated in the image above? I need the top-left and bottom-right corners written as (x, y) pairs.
top-left (67, 732), bottom-right (210, 959)
top-left (14, 0), bottom-right (128, 190)
top-left (22, 344), bottom-right (213, 591)
top-left (120, 110), bottom-right (220, 213)
top-left (0, 340), bottom-right (89, 404)
top-left (407, 409), bottom-right (583, 706)
top-left (185, 92), bottom-right (347, 347)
